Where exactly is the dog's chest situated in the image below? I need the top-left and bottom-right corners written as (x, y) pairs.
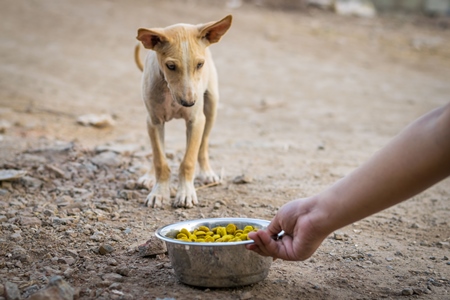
top-left (154, 92), bottom-right (189, 122)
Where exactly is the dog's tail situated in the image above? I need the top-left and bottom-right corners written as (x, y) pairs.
top-left (134, 43), bottom-right (144, 72)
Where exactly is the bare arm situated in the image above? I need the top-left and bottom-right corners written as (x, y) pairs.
top-left (247, 103), bottom-right (450, 260)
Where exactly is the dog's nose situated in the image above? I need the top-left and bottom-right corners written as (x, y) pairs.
top-left (180, 99), bottom-right (195, 107)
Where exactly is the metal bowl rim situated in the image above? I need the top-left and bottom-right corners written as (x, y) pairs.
top-left (155, 217), bottom-right (269, 246)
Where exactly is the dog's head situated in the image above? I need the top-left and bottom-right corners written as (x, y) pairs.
top-left (136, 15), bottom-right (232, 107)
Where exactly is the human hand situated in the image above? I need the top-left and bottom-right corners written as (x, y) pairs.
top-left (246, 197), bottom-right (329, 261)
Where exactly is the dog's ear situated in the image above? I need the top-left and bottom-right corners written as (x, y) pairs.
top-left (199, 15), bottom-right (232, 44)
top-left (136, 28), bottom-right (168, 50)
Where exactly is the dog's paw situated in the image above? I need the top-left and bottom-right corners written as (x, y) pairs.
top-left (138, 173), bottom-right (154, 189)
top-left (197, 169), bottom-right (221, 185)
top-left (173, 182), bottom-right (198, 208)
top-left (144, 183), bottom-right (170, 208)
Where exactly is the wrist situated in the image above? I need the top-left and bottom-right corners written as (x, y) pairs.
top-left (297, 194), bottom-right (335, 243)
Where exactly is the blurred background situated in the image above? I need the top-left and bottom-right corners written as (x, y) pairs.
top-left (0, 0), bottom-right (449, 164)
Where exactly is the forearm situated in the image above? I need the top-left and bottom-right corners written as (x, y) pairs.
top-left (316, 103), bottom-right (450, 235)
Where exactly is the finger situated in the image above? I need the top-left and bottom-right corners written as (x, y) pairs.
top-left (266, 218), bottom-right (282, 236)
top-left (249, 230), bottom-right (281, 258)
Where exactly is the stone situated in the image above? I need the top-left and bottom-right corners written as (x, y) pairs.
top-left (19, 217), bottom-right (42, 227)
top-left (107, 258), bottom-right (118, 266)
top-left (124, 180), bottom-right (136, 190)
top-left (64, 249), bottom-right (78, 258)
top-left (0, 170), bottom-right (27, 181)
top-left (57, 257), bottom-right (75, 266)
top-left (102, 273), bottom-right (124, 283)
top-left (115, 265), bottom-right (131, 277)
top-left (28, 276), bottom-right (74, 300)
top-left (4, 282), bottom-right (21, 300)
top-left (333, 231), bottom-right (344, 240)
top-left (240, 291), bottom-right (253, 300)
top-left (63, 268), bottom-right (74, 279)
top-left (10, 233), bottom-right (22, 241)
top-left (401, 288), bottom-right (414, 296)
top-left (91, 152), bottom-right (121, 168)
top-left (95, 144), bottom-right (140, 155)
top-left (21, 176), bottom-right (43, 189)
top-left (334, 0), bottom-right (376, 18)
top-left (99, 244), bottom-right (114, 255)
top-left (22, 285), bottom-right (39, 298)
top-left (410, 223), bottom-right (420, 229)
top-left (232, 174), bottom-right (253, 184)
top-left (436, 241), bottom-right (449, 249)
top-left (77, 114), bottom-right (115, 128)
top-left (138, 236), bottom-right (167, 257)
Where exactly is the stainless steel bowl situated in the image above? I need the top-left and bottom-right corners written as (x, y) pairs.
top-left (155, 217), bottom-right (272, 287)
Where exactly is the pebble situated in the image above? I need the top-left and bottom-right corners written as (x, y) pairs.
top-left (437, 241), bottom-right (449, 249)
top-left (19, 217), bottom-right (42, 227)
top-left (63, 268), bottom-right (74, 279)
top-left (232, 174), bottom-right (253, 184)
top-left (99, 244), bottom-right (114, 255)
top-left (410, 223), bottom-right (420, 229)
top-left (102, 273), bottom-right (124, 283)
top-left (22, 285), bottom-right (40, 298)
top-left (21, 176), bottom-right (43, 189)
top-left (107, 258), bottom-right (118, 266)
top-left (138, 237), bottom-right (167, 257)
top-left (4, 282), bottom-right (20, 300)
top-left (57, 257), bottom-right (75, 266)
top-left (124, 180), bottom-right (137, 190)
top-left (77, 113), bottom-right (115, 128)
top-left (50, 217), bottom-right (70, 226)
top-left (10, 233), bottom-right (22, 241)
top-left (96, 143), bottom-right (140, 155)
top-left (385, 257), bottom-right (394, 262)
top-left (401, 288), bottom-right (414, 296)
top-left (0, 169), bottom-right (27, 181)
top-left (115, 266), bottom-right (131, 277)
top-left (28, 276), bottom-right (75, 300)
top-left (12, 246), bottom-right (29, 262)
top-left (240, 291), bottom-right (253, 300)
top-left (333, 231), bottom-right (344, 240)
top-left (65, 249), bottom-right (78, 258)
top-left (90, 231), bottom-right (105, 242)
top-left (91, 152), bottom-right (121, 168)
top-left (109, 282), bottom-right (122, 290)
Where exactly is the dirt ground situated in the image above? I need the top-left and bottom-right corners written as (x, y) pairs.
top-left (1, 0), bottom-right (450, 299)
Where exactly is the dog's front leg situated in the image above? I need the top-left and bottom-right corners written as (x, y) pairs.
top-left (145, 117), bottom-right (171, 208)
top-left (173, 115), bottom-right (206, 208)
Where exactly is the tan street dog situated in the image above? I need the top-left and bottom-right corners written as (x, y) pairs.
top-left (135, 15), bottom-right (232, 208)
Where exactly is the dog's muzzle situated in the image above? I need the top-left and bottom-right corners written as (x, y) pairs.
top-left (180, 99), bottom-right (195, 107)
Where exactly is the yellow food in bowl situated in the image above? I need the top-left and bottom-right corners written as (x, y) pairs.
top-left (174, 224), bottom-right (258, 243)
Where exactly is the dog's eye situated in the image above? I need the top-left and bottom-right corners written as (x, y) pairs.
top-left (166, 63), bottom-right (176, 71)
top-left (196, 62), bottom-right (204, 69)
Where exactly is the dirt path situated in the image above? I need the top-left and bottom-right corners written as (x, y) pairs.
top-left (0, 1), bottom-right (449, 299)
